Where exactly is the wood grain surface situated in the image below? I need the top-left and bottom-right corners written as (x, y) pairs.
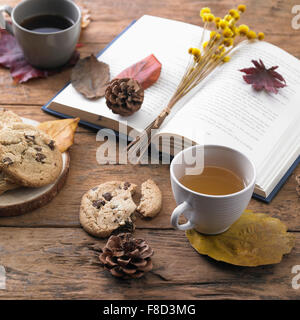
top-left (0, 0), bottom-right (299, 300)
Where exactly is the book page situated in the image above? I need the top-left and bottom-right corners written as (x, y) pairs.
top-left (160, 41), bottom-right (300, 173)
top-left (53, 15), bottom-right (210, 132)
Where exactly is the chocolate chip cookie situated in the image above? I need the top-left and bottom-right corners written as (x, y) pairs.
top-left (80, 181), bottom-right (137, 238)
top-left (0, 171), bottom-right (19, 195)
top-left (0, 108), bottom-right (22, 194)
top-left (137, 179), bottom-right (162, 218)
top-left (0, 123), bottom-right (63, 187)
top-left (0, 109), bottom-right (22, 130)
top-left (0, 109), bottom-right (22, 194)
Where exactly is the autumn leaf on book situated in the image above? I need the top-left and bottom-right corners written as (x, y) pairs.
top-left (116, 54), bottom-right (162, 90)
top-left (240, 59), bottom-right (286, 94)
top-left (71, 54), bottom-right (110, 99)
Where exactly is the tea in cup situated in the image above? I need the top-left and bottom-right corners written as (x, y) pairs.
top-left (170, 145), bottom-right (256, 234)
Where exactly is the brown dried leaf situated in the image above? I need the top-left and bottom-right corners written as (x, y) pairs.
top-left (78, 4), bottom-right (91, 29)
top-left (186, 211), bottom-right (295, 267)
top-left (38, 118), bottom-right (80, 153)
top-left (81, 9), bottom-right (91, 29)
top-left (71, 54), bottom-right (110, 99)
top-left (76, 2), bottom-right (91, 29)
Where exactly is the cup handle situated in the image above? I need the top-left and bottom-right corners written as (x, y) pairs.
top-left (0, 5), bottom-right (13, 35)
top-left (171, 201), bottom-right (195, 231)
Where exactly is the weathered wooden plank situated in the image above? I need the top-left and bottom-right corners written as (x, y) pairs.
top-left (0, 119), bottom-right (299, 230)
top-left (0, 228), bottom-right (298, 299)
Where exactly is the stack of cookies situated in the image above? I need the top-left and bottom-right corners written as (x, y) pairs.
top-left (0, 109), bottom-right (63, 195)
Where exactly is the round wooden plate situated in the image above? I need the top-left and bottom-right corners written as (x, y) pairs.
top-left (0, 118), bottom-right (70, 217)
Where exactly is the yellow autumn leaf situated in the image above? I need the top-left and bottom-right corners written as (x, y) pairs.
top-left (186, 212), bottom-right (295, 267)
top-left (38, 118), bottom-right (80, 153)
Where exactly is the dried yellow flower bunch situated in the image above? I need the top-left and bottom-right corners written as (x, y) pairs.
top-left (181, 5), bottom-right (265, 109)
top-left (176, 4), bottom-right (265, 99)
top-left (188, 5), bottom-right (264, 73)
top-left (127, 4), bottom-right (265, 161)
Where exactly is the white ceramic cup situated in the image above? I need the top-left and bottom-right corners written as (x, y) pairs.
top-left (170, 145), bottom-right (256, 235)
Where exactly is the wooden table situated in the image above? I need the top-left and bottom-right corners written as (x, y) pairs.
top-left (0, 0), bottom-right (299, 300)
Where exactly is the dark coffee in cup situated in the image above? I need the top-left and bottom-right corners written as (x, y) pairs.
top-left (21, 14), bottom-right (74, 33)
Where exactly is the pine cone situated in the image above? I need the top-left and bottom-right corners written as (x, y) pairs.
top-left (105, 78), bottom-right (144, 116)
top-left (99, 233), bottom-right (154, 279)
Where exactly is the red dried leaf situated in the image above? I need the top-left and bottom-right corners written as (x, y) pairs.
top-left (116, 54), bottom-right (162, 90)
top-left (240, 59), bottom-right (286, 94)
top-left (0, 29), bottom-right (79, 83)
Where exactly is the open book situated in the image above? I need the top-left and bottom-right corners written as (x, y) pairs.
top-left (43, 15), bottom-right (300, 202)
